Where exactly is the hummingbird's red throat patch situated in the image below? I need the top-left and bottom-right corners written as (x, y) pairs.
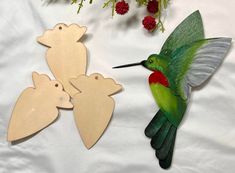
top-left (149, 71), bottom-right (169, 87)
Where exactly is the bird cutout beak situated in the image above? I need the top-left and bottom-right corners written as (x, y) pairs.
top-left (37, 35), bottom-right (51, 48)
top-left (57, 93), bottom-right (74, 109)
top-left (62, 101), bottom-right (74, 109)
top-left (112, 61), bottom-right (145, 69)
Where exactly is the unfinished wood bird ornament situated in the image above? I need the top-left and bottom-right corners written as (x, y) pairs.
top-left (70, 73), bottom-right (122, 149)
top-left (37, 23), bottom-right (87, 97)
top-left (7, 72), bottom-right (73, 142)
top-left (113, 11), bottom-right (232, 169)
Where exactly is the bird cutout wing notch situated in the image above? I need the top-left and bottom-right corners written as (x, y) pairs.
top-left (70, 73), bottom-right (122, 149)
top-left (7, 72), bottom-right (73, 142)
top-left (37, 23), bottom-right (87, 97)
top-left (113, 10), bottom-right (232, 169)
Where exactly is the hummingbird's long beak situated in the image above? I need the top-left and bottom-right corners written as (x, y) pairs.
top-left (113, 61), bottom-right (145, 69)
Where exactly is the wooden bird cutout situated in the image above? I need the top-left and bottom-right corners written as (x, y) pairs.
top-left (70, 73), bottom-right (122, 149)
top-left (37, 23), bottom-right (87, 97)
top-left (7, 72), bottom-right (73, 142)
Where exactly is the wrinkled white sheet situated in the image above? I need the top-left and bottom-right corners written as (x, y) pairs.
top-left (0, 0), bottom-right (235, 172)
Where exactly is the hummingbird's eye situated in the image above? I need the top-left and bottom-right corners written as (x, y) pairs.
top-left (149, 59), bottom-right (153, 63)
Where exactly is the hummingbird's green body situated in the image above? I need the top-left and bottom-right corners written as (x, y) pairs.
top-left (149, 81), bottom-right (187, 127)
top-left (113, 11), bottom-right (232, 169)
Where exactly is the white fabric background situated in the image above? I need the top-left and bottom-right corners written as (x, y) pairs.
top-left (0, 0), bottom-right (235, 172)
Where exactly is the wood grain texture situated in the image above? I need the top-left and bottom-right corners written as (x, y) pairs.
top-left (37, 23), bottom-right (87, 97)
top-left (70, 73), bottom-right (122, 149)
top-left (7, 72), bottom-right (73, 142)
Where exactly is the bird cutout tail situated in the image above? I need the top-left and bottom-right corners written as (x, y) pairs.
top-left (145, 110), bottom-right (177, 169)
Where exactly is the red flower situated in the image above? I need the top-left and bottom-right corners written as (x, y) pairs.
top-left (142, 16), bottom-right (157, 31)
top-left (115, 1), bottom-right (129, 15)
top-left (147, 0), bottom-right (159, 14)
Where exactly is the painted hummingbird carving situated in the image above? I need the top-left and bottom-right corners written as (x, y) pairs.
top-left (113, 11), bottom-right (232, 169)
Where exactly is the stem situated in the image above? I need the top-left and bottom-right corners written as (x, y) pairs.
top-left (103, 0), bottom-right (112, 8)
top-left (155, 0), bottom-right (166, 32)
top-left (163, 0), bottom-right (168, 8)
top-left (158, 20), bottom-right (165, 32)
top-left (103, 0), bottom-right (116, 16)
top-left (111, 0), bottom-right (116, 16)
top-left (158, 0), bottom-right (162, 31)
top-left (77, 0), bottom-right (84, 13)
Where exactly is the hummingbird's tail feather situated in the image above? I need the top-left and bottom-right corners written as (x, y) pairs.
top-left (145, 110), bottom-right (167, 138)
top-left (159, 136), bottom-right (175, 169)
top-left (145, 111), bottom-right (177, 169)
top-left (155, 125), bottom-right (176, 160)
top-left (151, 121), bottom-right (171, 149)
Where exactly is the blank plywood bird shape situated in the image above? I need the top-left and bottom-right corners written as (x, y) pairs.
top-left (70, 73), bottom-right (122, 149)
top-left (37, 23), bottom-right (87, 97)
top-left (7, 72), bottom-right (73, 142)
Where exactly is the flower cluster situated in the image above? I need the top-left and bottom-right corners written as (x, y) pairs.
top-left (71, 0), bottom-right (170, 32)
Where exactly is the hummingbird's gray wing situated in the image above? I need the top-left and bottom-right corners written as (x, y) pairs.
top-left (160, 10), bottom-right (204, 57)
top-left (167, 38), bottom-right (232, 100)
